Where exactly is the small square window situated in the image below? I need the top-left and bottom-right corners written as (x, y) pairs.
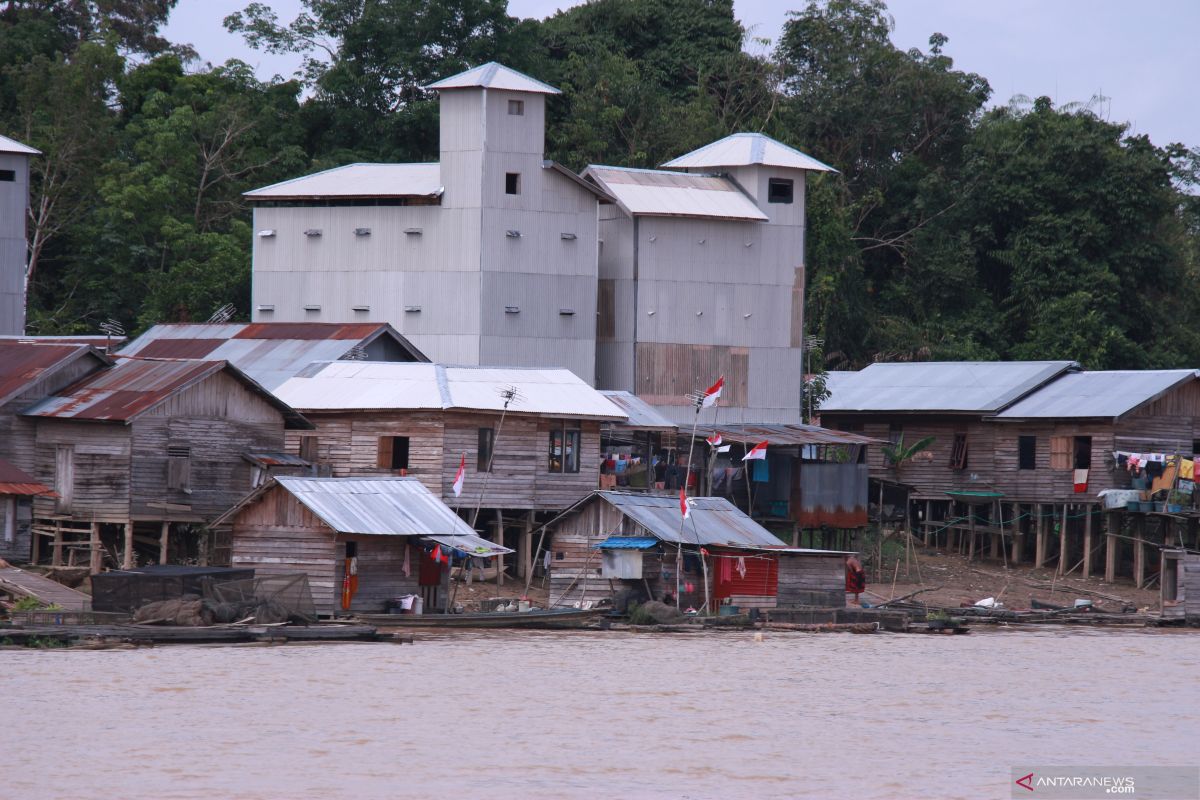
top-left (949, 433), bottom-right (968, 470)
top-left (0, 169), bottom-right (14, 182)
top-left (767, 178), bottom-right (794, 204)
top-left (507, 99), bottom-right (524, 116)
top-left (378, 436), bottom-right (410, 471)
top-left (505, 172), bottom-right (520, 195)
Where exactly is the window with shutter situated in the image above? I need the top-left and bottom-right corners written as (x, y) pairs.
top-left (377, 437), bottom-right (409, 471)
top-left (1018, 436), bottom-right (1036, 470)
top-left (1049, 436), bottom-right (1072, 469)
top-left (55, 445), bottom-right (74, 513)
top-left (167, 445), bottom-right (191, 491)
top-left (299, 435), bottom-right (319, 463)
top-left (949, 434), bottom-right (968, 469)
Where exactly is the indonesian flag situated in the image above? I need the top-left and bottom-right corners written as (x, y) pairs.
top-left (742, 440), bottom-right (769, 461)
top-left (706, 432), bottom-right (723, 448)
top-left (701, 376), bottom-right (724, 408)
top-left (452, 453), bottom-right (466, 497)
top-left (680, 488), bottom-right (691, 520)
top-left (432, 544), bottom-right (443, 564)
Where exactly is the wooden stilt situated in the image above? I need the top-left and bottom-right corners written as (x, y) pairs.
top-left (52, 521), bottom-right (63, 567)
top-left (990, 500), bottom-right (1001, 560)
top-left (1035, 504), bottom-right (1047, 569)
top-left (89, 522), bottom-right (102, 575)
top-left (1105, 512), bottom-right (1118, 583)
top-left (1057, 504), bottom-right (1068, 576)
top-left (159, 521), bottom-right (170, 565)
top-left (31, 522), bottom-right (40, 565)
top-left (122, 521), bottom-right (134, 570)
top-left (520, 513), bottom-right (533, 580)
top-left (493, 510), bottom-right (504, 588)
top-left (1011, 503), bottom-right (1023, 565)
top-left (1082, 506), bottom-right (1093, 579)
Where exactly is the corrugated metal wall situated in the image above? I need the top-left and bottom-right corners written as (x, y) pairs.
top-left (0, 152), bottom-right (31, 335)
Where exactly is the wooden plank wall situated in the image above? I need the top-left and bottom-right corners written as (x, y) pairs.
top-left (776, 554), bottom-right (844, 607)
top-left (1184, 554), bottom-right (1200, 623)
top-left (634, 342), bottom-right (749, 407)
top-left (31, 420), bottom-right (131, 522)
top-left (229, 484), bottom-right (339, 616)
top-left (0, 496), bottom-right (32, 562)
top-left (335, 534), bottom-right (420, 613)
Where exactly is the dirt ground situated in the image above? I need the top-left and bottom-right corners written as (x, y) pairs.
top-left (444, 573), bottom-right (552, 611)
top-left (860, 548), bottom-right (1162, 613)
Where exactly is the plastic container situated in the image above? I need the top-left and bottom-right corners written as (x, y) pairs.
top-left (518, 600), bottom-right (531, 612)
top-left (1139, 501), bottom-right (1157, 512)
top-left (1126, 500), bottom-right (1141, 512)
top-left (717, 605), bottom-right (741, 616)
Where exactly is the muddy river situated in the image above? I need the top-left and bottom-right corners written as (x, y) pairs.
top-left (2, 628), bottom-right (1197, 799)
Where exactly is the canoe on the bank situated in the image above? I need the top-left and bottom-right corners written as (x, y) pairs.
top-left (355, 607), bottom-right (604, 629)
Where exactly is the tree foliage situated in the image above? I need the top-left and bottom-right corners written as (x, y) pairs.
top-left (0, 0), bottom-right (1196, 373)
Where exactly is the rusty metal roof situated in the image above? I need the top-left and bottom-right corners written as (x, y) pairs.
top-left (0, 342), bottom-right (110, 407)
top-left (118, 322), bottom-right (427, 390)
top-left (0, 457), bottom-right (53, 497)
top-left (242, 452), bottom-right (312, 468)
top-left (22, 359), bottom-right (312, 429)
top-left (692, 423), bottom-right (878, 447)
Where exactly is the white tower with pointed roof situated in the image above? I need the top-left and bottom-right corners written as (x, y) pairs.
top-left (0, 134), bottom-right (38, 336)
top-left (247, 63), bottom-right (605, 382)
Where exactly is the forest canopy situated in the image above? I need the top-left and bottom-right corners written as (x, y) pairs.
top-left (2, 0), bottom-right (1197, 371)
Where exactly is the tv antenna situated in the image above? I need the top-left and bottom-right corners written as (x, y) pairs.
top-left (98, 318), bottom-right (125, 354)
top-left (207, 303), bottom-right (237, 324)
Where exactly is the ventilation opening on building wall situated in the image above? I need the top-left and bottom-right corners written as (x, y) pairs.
top-left (505, 172), bottom-right (521, 195)
top-left (768, 178), bottom-right (794, 204)
top-left (508, 99), bottom-right (524, 116)
top-left (0, 170), bottom-right (15, 182)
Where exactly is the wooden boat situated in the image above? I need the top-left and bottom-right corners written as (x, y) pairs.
top-left (1030, 598), bottom-right (1069, 611)
top-left (354, 607), bottom-right (605, 629)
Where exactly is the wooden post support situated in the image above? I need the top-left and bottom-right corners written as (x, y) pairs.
top-left (990, 500), bottom-right (1001, 560)
top-left (923, 500), bottom-right (931, 546)
top-left (31, 522), bottom-right (40, 565)
top-left (1082, 506), bottom-right (1093, 579)
top-left (791, 522), bottom-right (800, 548)
top-left (1133, 515), bottom-right (1146, 589)
top-left (122, 521), bottom-right (134, 570)
top-left (52, 521), bottom-right (63, 567)
top-left (159, 521), bottom-right (170, 565)
top-left (1011, 503), bottom-right (1023, 565)
top-left (968, 507), bottom-right (976, 560)
top-left (1057, 504), bottom-right (1068, 576)
top-left (1035, 504), bottom-right (1047, 569)
top-left (1105, 512), bottom-right (1118, 583)
top-left (519, 513), bottom-right (533, 581)
top-left (89, 522), bottom-right (102, 575)
top-left (493, 510), bottom-right (504, 588)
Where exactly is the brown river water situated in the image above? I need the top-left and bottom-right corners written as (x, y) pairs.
top-left (2, 627), bottom-right (1197, 800)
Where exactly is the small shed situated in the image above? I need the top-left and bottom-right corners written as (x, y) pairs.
top-left (545, 491), bottom-right (850, 610)
top-left (1162, 550), bottom-right (1200, 624)
top-left (0, 458), bottom-right (53, 563)
top-left (215, 476), bottom-right (510, 617)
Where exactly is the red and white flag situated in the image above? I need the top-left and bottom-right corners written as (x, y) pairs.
top-left (680, 488), bottom-right (691, 520)
top-left (742, 440), bottom-right (769, 461)
top-left (701, 376), bottom-right (724, 408)
top-left (452, 453), bottom-right (466, 497)
top-left (706, 432), bottom-right (722, 447)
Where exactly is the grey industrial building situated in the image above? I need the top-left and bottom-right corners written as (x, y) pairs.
top-left (0, 133), bottom-right (38, 336)
top-left (248, 62), bottom-right (834, 424)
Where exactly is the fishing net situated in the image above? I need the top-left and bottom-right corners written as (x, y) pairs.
top-left (91, 566), bottom-right (255, 613)
top-left (203, 573), bottom-right (318, 625)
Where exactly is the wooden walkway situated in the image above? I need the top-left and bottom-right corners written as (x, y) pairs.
top-left (0, 564), bottom-right (91, 610)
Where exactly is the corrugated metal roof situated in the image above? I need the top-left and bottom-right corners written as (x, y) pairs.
top-left (584, 165), bottom-right (768, 221)
top-left (599, 391), bottom-right (678, 430)
top-left (271, 477), bottom-right (511, 555)
top-left (594, 536), bottom-right (658, 550)
top-left (661, 133), bottom-right (835, 172)
top-left (820, 361), bottom-right (1078, 414)
top-left (0, 457), bottom-right (53, 496)
top-left (992, 370), bottom-right (1200, 421)
top-left (692, 423), bottom-right (877, 446)
top-left (242, 451), bottom-right (312, 468)
top-left (245, 163), bottom-right (442, 200)
top-left (425, 62), bottom-right (560, 94)
top-left (0, 342), bottom-right (109, 406)
top-left (0, 335), bottom-right (125, 346)
top-left (598, 491), bottom-right (783, 547)
top-left (119, 322), bottom-right (426, 390)
top-left (0, 133), bottom-right (40, 155)
top-left (275, 362), bottom-right (628, 420)
top-left (23, 359), bottom-right (311, 428)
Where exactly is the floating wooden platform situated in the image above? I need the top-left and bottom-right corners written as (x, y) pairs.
top-left (0, 564), bottom-right (91, 610)
top-left (0, 623), bottom-right (411, 646)
top-left (354, 607), bottom-right (604, 629)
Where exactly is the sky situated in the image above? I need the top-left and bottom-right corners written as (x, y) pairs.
top-left (162, 0), bottom-right (1200, 148)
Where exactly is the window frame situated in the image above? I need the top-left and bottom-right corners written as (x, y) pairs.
top-left (1017, 435), bottom-right (1037, 470)
top-left (0, 169), bottom-right (15, 182)
top-left (1073, 436), bottom-right (1092, 470)
top-left (478, 427), bottom-right (495, 473)
top-left (507, 99), bottom-right (524, 116)
top-left (377, 436), bottom-right (410, 471)
top-left (767, 178), bottom-right (794, 204)
top-left (949, 433), bottom-right (969, 470)
top-left (505, 172), bottom-right (521, 195)
top-left (548, 422), bottom-right (582, 474)
top-left (166, 445), bottom-right (192, 492)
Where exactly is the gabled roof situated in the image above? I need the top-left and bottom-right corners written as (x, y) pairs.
top-left (556, 491), bottom-right (784, 548)
top-left (584, 165), bottom-right (767, 221)
top-left (245, 163), bottom-right (442, 201)
top-left (991, 370), bottom-right (1200, 422)
top-left (214, 477), bottom-right (512, 556)
top-left (118, 322), bottom-right (427, 390)
top-left (0, 342), bottom-right (111, 407)
top-left (0, 133), bottom-right (39, 156)
top-left (662, 133), bottom-right (835, 172)
top-left (22, 359), bottom-right (312, 429)
top-left (425, 62), bottom-right (560, 94)
top-left (274, 362), bottom-right (627, 421)
top-left (821, 361), bottom-right (1078, 415)
top-left (599, 391), bottom-right (677, 431)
